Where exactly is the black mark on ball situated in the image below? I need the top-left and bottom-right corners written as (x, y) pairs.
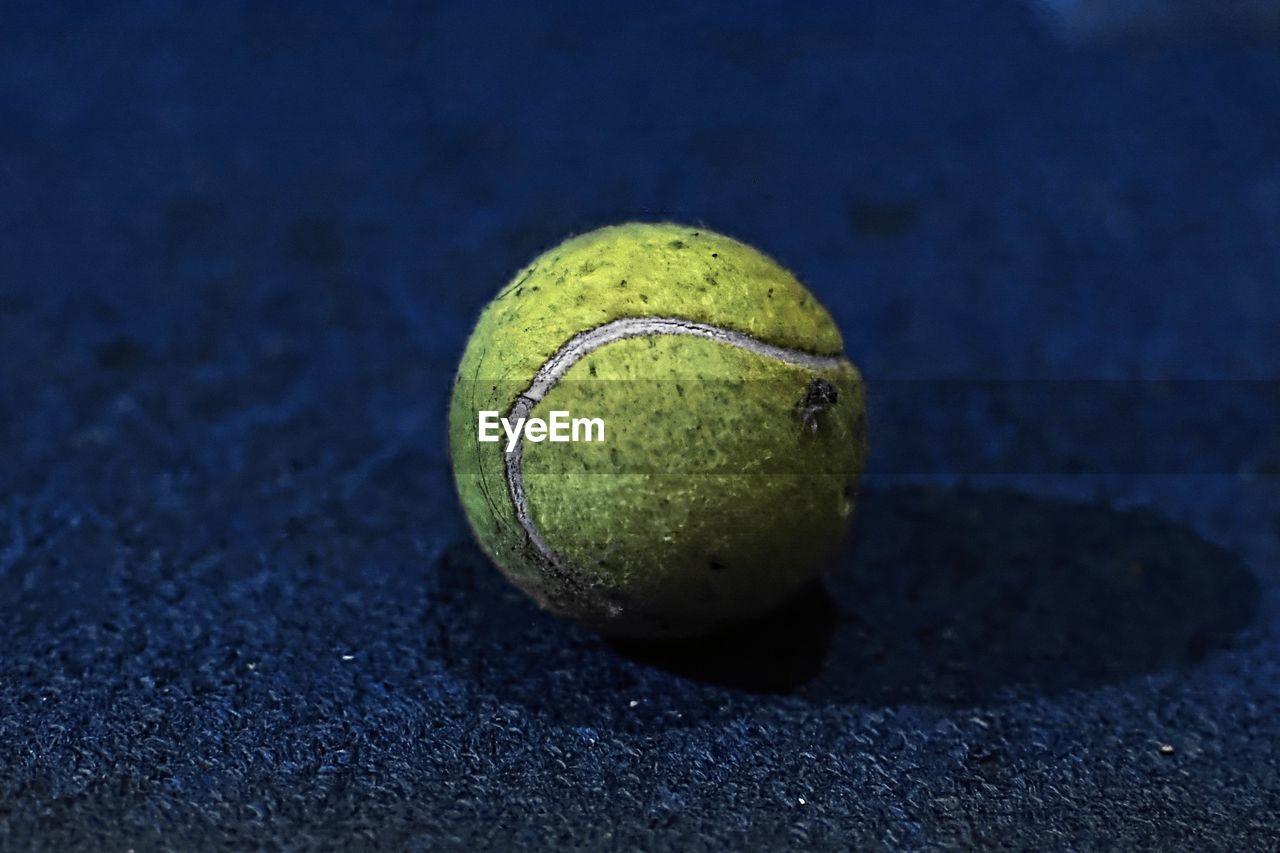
top-left (797, 378), bottom-right (839, 434)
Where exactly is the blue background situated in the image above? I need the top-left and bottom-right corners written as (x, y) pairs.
top-left (1, 1), bottom-right (1278, 848)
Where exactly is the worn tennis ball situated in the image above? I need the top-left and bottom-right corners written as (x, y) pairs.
top-left (449, 222), bottom-right (867, 638)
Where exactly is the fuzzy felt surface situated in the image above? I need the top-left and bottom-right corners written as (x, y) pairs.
top-left (449, 224), bottom-right (866, 636)
top-left (516, 336), bottom-right (864, 635)
top-left (2, 1), bottom-right (1279, 850)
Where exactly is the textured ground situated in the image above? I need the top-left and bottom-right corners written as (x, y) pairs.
top-left (1, 1), bottom-right (1278, 850)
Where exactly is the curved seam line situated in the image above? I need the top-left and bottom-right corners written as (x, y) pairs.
top-left (503, 317), bottom-right (848, 569)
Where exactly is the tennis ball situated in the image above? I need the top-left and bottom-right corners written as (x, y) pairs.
top-left (449, 223), bottom-right (867, 638)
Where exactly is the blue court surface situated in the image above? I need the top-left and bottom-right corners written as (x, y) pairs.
top-left (1, 2), bottom-right (1278, 849)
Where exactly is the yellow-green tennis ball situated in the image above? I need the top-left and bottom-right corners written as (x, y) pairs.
top-left (449, 222), bottom-right (867, 638)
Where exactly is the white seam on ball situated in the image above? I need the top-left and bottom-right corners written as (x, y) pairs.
top-left (503, 317), bottom-right (847, 569)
